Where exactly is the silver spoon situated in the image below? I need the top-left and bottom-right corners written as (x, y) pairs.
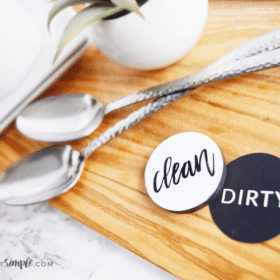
top-left (0, 92), bottom-right (187, 205)
top-left (16, 30), bottom-right (280, 142)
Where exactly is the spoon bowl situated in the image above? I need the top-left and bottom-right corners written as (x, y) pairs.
top-left (16, 94), bottom-right (105, 142)
top-left (0, 145), bottom-right (85, 205)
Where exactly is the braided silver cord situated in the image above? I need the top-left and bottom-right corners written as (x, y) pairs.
top-left (82, 30), bottom-right (280, 158)
top-left (104, 30), bottom-right (280, 114)
top-left (158, 47), bottom-right (280, 95)
top-left (82, 46), bottom-right (280, 158)
top-left (81, 90), bottom-right (188, 158)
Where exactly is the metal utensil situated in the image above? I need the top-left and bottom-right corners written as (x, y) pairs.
top-left (16, 30), bottom-right (280, 142)
top-left (0, 92), bottom-right (187, 205)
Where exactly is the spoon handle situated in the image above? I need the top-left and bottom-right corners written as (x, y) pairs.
top-left (104, 30), bottom-right (280, 114)
top-left (81, 90), bottom-right (190, 158)
top-left (82, 31), bottom-right (280, 158)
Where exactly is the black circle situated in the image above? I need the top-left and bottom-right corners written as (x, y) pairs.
top-left (209, 153), bottom-right (280, 243)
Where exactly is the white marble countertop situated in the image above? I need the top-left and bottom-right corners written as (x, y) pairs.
top-left (0, 203), bottom-right (180, 280)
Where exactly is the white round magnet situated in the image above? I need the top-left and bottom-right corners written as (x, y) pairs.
top-left (144, 132), bottom-right (226, 212)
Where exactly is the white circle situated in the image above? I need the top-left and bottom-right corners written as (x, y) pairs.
top-left (144, 132), bottom-right (226, 212)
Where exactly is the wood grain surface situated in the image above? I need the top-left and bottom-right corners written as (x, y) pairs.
top-left (2, 1), bottom-right (280, 279)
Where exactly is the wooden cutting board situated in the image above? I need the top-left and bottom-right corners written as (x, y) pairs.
top-left (2, 1), bottom-right (280, 279)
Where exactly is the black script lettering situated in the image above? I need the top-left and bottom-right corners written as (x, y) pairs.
top-left (153, 149), bottom-right (215, 193)
top-left (153, 157), bottom-right (172, 193)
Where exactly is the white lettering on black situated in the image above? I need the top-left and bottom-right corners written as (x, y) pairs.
top-left (221, 189), bottom-right (280, 208)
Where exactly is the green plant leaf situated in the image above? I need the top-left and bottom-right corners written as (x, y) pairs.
top-left (111, 0), bottom-right (143, 18)
top-left (53, 4), bottom-right (123, 62)
top-left (48, 0), bottom-right (113, 31)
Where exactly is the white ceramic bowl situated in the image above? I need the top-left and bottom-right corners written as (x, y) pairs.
top-left (89, 0), bottom-right (208, 70)
top-left (0, 0), bottom-right (42, 100)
